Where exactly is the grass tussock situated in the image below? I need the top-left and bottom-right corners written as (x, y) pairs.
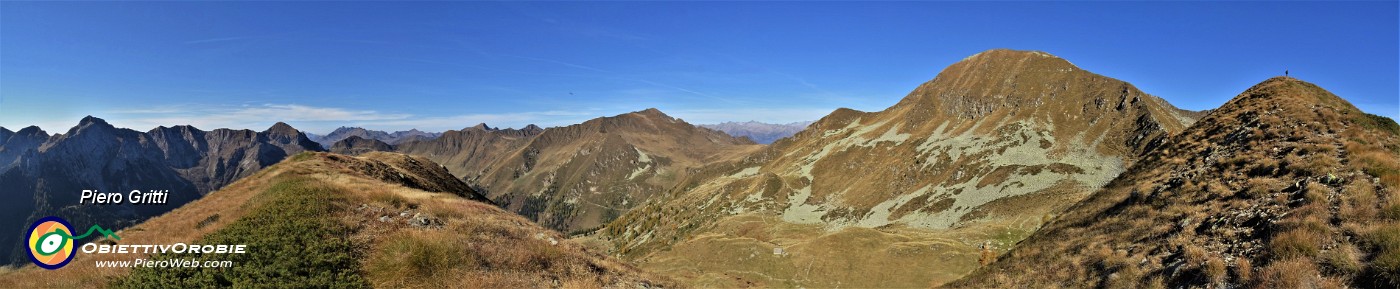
top-left (363, 199), bottom-right (671, 289)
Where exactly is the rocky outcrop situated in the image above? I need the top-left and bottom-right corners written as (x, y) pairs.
top-left (0, 126), bottom-right (48, 171)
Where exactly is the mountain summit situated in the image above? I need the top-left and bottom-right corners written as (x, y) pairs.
top-left (949, 77), bottom-right (1400, 288)
top-left (596, 49), bottom-right (1199, 287)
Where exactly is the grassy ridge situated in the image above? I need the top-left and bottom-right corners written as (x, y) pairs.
top-left (114, 177), bottom-right (365, 288)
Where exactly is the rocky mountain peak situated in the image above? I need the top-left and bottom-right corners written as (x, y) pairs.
top-left (12, 126), bottom-right (49, 140)
top-left (71, 116), bottom-right (117, 134)
top-left (78, 115), bottom-right (110, 126)
top-left (264, 122), bottom-right (300, 136)
top-left (470, 123), bottom-right (494, 131)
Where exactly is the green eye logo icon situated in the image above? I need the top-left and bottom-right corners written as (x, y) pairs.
top-left (26, 216), bottom-right (120, 270)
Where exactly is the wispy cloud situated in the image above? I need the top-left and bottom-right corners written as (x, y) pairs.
top-left (105, 104), bottom-right (412, 132)
top-left (507, 55), bottom-right (611, 73)
top-left (364, 110), bottom-right (603, 132)
top-left (95, 103), bottom-right (617, 134)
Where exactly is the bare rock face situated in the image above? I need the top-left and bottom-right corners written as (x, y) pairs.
top-left (0, 117), bottom-right (327, 266)
top-left (950, 77), bottom-right (1400, 288)
top-left (596, 49), bottom-right (1199, 287)
top-left (0, 126), bottom-right (48, 171)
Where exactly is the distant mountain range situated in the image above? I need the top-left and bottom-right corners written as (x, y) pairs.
top-left (307, 127), bottom-right (442, 148)
top-left (700, 121), bottom-right (814, 144)
top-left (2, 48), bottom-right (1395, 288)
top-left (0, 118), bottom-right (323, 266)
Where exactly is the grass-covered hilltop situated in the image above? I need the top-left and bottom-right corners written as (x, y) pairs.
top-left (0, 152), bottom-right (671, 288)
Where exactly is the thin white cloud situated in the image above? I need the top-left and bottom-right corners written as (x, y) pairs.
top-left (90, 103), bottom-right (622, 134)
top-left (103, 104), bottom-right (412, 132)
top-left (361, 110), bottom-right (603, 132)
top-left (4, 102), bottom-right (839, 136)
top-left (507, 55), bottom-right (611, 73)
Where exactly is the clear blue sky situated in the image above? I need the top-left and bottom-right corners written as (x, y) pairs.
top-left (2, 1), bottom-right (1396, 133)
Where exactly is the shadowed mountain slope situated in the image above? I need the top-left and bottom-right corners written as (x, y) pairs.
top-left (0, 117), bottom-right (324, 266)
top-left (947, 77), bottom-right (1400, 288)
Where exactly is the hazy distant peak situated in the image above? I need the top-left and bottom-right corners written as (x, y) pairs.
top-left (699, 120), bottom-right (814, 144)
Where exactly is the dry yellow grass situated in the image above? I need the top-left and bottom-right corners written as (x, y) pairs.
top-left (0, 152), bottom-right (672, 288)
top-left (946, 77), bottom-right (1400, 288)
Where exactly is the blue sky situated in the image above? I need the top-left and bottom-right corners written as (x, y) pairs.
top-left (1, 1), bottom-right (1396, 133)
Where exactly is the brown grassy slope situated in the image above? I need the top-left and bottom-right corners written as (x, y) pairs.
top-left (469, 108), bottom-right (761, 233)
top-left (0, 152), bottom-right (670, 288)
top-left (945, 77), bottom-right (1400, 288)
top-left (393, 124), bottom-right (542, 178)
top-left (593, 49), bottom-right (1198, 287)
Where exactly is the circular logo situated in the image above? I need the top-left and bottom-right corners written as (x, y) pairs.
top-left (27, 216), bottom-right (76, 270)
